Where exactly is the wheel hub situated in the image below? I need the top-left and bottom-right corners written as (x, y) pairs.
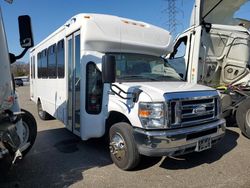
top-left (20, 121), bottom-right (29, 146)
top-left (109, 133), bottom-right (125, 161)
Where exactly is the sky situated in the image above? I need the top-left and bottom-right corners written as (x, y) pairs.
top-left (0, 0), bottom-right (249, 63)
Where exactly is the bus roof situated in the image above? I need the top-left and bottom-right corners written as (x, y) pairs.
top-left (31, 13), bottom-right (173, 56)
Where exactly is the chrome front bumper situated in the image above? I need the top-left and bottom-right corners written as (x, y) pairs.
top-left (133, 119), bottom-right (226, 156)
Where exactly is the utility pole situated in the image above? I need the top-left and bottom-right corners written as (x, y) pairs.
top-left (166, 0), bottom-right (183, 36)
top-left (166, 0), bottom-right (177, 35)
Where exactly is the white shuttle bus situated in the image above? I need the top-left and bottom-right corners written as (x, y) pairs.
top-left (30, 14), bottom-right (225, 170)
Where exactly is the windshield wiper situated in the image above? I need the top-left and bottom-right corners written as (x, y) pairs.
top-left (118, 75), bottom-right (158, 81)
top-left (153, 75), bottom-right (182, 81)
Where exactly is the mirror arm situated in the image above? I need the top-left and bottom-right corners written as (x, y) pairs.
top-left (15, 47), bottom-right (29, 60)
top-left (110, 84), bottom-right (132, 100)
top-left (9, 48), bottom-right (29, 64)
top-left (110, 84), bottom-right (142, 103)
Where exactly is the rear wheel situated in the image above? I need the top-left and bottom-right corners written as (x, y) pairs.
top-left (109, 122), bottom-right (140, 170)
top-left (37, 100), bottom-right (51, 120)
top-left (236, 98), bottom-right (250, 139)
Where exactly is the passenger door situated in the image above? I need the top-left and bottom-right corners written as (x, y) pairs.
top-left (66, 30), bottom-right (81, 135)
top-left (81, 53), bottom-right (108, 140)
top-left (30, 55), bottom-right (36, 100)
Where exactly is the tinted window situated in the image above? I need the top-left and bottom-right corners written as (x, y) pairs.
top-left (111, 53), bottom-right (181, 82)
top-left (57, 39), bottom-right (65, 78)
top-left (86, 62), bottom-right (103, 114)
top-left (37, 52), bottom-right (42, 78)
top-left (48, 44), bottom-right (57, 78)
top-left (30, 56), bottom-right (33, 79)
top-left (41, 49), bottom-right (48, 78)
top-left (33, 56), bottom-right (36, 78)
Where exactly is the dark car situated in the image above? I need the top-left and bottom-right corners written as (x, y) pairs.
top-left (15, 78), bottom-right (24, 86)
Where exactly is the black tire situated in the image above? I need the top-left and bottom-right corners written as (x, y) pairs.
top-left (0, 154), bottom-right (12, 179)
top-left (37, 100), bottom-right (51, 120)
top-left (20, 109), bottom-right (37, 156)
top-left (236, 98), bottom-right (250, 139)
top-left (109, 122), bottom-right (140, 170)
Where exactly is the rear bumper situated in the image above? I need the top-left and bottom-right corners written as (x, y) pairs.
top-left (133, 119), bottom-right (226, 156)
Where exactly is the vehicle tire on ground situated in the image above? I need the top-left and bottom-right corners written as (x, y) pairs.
top-left (20, 109), bottom-right (37, 156)
top-left (0, 154), bottom-right (12, 179)
top-left (236, 98), bottom-right (250, 139)
top-left (37, 100), bottom-right (52, 120)
top-left (109, 122), bottom-right (140, 170)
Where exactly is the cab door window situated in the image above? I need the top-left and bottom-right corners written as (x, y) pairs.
top-left (168, 36), bottom-right (188, 78)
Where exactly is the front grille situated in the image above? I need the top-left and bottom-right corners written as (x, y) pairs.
top-left (168, 97), bottom-right (218, 128)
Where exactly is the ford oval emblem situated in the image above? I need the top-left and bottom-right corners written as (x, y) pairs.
top-left (193, 105), bottom-right (206, 114)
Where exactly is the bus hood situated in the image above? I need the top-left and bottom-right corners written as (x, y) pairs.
top-left (119, 82), bottom-right (215, 101)
top-left (190, 0), bottom-right (249, 27)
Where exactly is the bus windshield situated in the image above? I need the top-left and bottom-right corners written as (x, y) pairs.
top-left (109, 53), bottom-right (182, 82)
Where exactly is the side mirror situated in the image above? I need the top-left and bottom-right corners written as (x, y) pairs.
top-left (18, 15), bottom-right (34, 48)
top-left (102, 55), bottom-right (116, 83)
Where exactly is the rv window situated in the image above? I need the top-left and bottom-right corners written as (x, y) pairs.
top-left (30, 56), bottom-right (33, 78)
top-left (33, 56), bottom-right (35, 78)
top-left (30, 55), bottom-right (35, 79)
top-left (48, 44), bottom-right (57, 78)
top-left (86, 62), bottom-right (103, 114)
top-left (37, 52), bottom-right (42, 78)
top-left (57, 39), bottom-right (65, 78)
top-left (41, 49), bottom-right (48, 78)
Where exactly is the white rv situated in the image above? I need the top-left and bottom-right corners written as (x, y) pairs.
top-left (167, 0), bottom-right (250, 138)
top-left (30, 14), bottom-right (225, 170)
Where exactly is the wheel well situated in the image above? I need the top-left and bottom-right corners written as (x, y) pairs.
top-left (37, 98), bottom-right (41, 104)
top-left (105, 111), bottom-right (131, 132)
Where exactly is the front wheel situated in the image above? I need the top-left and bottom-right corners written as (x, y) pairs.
top-left (20, 109), bottom-right (37, 156)
top-left (236, 98), bottom-right (250, 139)
top-left (109, 122), bottom-right (140, 170)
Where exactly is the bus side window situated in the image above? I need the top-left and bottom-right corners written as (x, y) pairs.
top-left (38, 52), bottom-right (42, 78)
top-left (41, 49), bottom-right (48, 78)
top-left (86, 62), bottom-right (103, 114)
top-left (32, 56), bottom-right (35, 78)
top-left (57, 39), bottom-right (65, 78)
top-left (48, 44), bottom-right (57, 78)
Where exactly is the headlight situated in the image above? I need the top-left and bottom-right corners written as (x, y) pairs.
top-left (138, 102), bottom-right (166, 129)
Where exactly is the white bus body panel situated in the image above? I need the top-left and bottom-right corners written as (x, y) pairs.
top-left (0, 7), bottom-right (13, 112)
